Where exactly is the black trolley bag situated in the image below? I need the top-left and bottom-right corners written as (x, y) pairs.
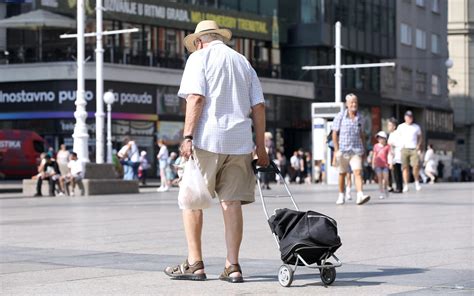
top-left (252, 160), bottom-right (342, 287)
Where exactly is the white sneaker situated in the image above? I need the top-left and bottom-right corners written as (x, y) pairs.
top-left (157, 186), bottom-right (169, 192)
top-left (345, 190), bottom-right (352, 201)
top-left (58, 192), bottom-right (65, 196)
top-left (403, 184), bottom-right (409, 193)
top-left (336, 193), bottom-right (345, 205)
top-left (356, 192), bottom-right (370, 205)
top-left (379, 194), bottom-right (385, 199)
top-left (415, 182), bottom-right (422, 191)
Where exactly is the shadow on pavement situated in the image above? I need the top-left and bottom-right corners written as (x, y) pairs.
top-left (245, 266), bottom-right (427, 287)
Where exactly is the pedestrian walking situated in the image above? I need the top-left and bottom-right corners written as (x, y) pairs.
top-left (156, 139), bottom-right (170, 192)
top-left (261, 132), bottom-right (274, 189)
top-left (397, 110), bottom-right (423, 192)
top-left (164, 20), bottom-right (269, 283)
top-left (290, 150), bottom-right (301, 183)
top-left (332, 93), bottom-right (370, 205)
top-left (139, 151), bottom-right (150, 185)
top-left (372, 131), bottom-right (390, 199)
top-left (424, 144), bottom-right (438, 184)
top-left (305, 151), bottom-right (312, 184)
top-left (387, 117), bottom-right (403, 193)
top-left (363, 150), bottom-right (374, 184)
top-left (298, 149), bottom-right (307, 184)
top-left (275, 150), bottom-right (288, 184)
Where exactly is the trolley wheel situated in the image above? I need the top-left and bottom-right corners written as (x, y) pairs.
top-left (320, 262), bottom-right (336, 285)
top-left (278, 264), bottom-right (294, 287)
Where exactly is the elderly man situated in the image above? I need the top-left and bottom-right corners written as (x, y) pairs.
top-left (397, 110), bottom-right (422, 192)
top-left (164, 20), bottom-right (269, 283)
top-left (332, 94), bottom-right (370, 205)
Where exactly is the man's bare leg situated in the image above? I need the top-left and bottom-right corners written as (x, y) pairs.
top-left (221, 200), bottom-right (243, 277)
top-left (354, 169), bottom-right (364, 193)
top-left (403, 167), bottom-right (410, 185)
top-left (183, 209), bottom-right (205, 274)
top-left (413, 166), bottom-right (420, 182)
top-left (338, 173), bottom-right (346, 193)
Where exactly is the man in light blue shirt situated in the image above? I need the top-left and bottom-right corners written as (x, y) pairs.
top-left (164, 20), bottom-right (269, 283)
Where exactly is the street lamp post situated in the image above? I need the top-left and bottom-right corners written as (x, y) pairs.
top-left (73, 0), bottom-right (90, 163)
top-left (103, 91), bottom-right (115, 164)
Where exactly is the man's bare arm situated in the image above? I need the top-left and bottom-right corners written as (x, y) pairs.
top-left (251, 103), bottom-right (269, 167)
top-left (180, 94), bottom-right (205, 159)
top-left (332, 130), bottom-right (339, 152)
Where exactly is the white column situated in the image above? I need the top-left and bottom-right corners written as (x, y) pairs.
top-left (73, 0), bottom-right (90, 162)
top-left (95, 0), bottom-right (105, 163)
top-left (106, 103), bottom-right (113, 163)
top-left (334, 21), bottom-right (342, 103)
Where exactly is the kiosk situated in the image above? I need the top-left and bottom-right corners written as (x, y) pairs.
top-left (311, 102), bottom-right (344, 185)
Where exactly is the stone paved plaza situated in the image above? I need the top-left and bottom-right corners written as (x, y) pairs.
top-left (0, 182), bottom-right (473, 295)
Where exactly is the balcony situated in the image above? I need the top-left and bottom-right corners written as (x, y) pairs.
top-left (0, 45), bottom-right (283, 79)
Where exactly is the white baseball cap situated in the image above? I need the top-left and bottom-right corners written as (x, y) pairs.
top-left (376, 131), bottom-right (388, 139)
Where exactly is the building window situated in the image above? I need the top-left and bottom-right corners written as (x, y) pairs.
top-left (416, 29), bottom-right (426, 49)
top-left (416, 0), bottom-right (425, 7)
top-left (432, 0), bottom-right (439, 13)
top-left (401, 67), bottom-right (413, 90)
top-left (431, 74), bottom-right (440, 95)
top-left (219, 0), bottom-right (238, 10)
top-left (431, 33), bottom-right (440, 54)
top-left (401, 23), bottom-right (412, 45)
top-left (259, 0), bottom-right (277, 17)
top-left (416, 71), bottom-right (427, 93)
top-left (240, 0), bottom-right (258, 14)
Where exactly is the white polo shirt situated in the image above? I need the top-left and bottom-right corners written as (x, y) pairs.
top-left (178, 40), bottom-right (265, 155)
top-left (396, 122), bottom-right (421, 149)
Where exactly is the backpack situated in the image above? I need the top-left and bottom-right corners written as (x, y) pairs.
top-left (327, 112), bottom-right (343, 151)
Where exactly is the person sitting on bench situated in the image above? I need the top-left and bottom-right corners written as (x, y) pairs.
top-left (60, 152), bottom-right (84, 196)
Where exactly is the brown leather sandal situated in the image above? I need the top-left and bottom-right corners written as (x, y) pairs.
top-left (164, 259), bottom-right (207, 281)
top-left (219, 264), bottom-right (244, 283)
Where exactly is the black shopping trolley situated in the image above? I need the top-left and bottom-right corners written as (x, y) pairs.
top-left (252, 160), bottom-right (342, 287)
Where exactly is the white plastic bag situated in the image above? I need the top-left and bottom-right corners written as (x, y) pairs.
top-left (178, 158), bottom-right (212, 210)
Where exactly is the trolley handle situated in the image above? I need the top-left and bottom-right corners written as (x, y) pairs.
top-left (252, 159), bottom-right (281, 174)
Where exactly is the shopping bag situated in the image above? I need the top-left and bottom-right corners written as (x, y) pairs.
top-left (178, 158), bottom-right (212, 210)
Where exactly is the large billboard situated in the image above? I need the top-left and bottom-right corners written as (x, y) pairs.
top-left (37, 0), bottom-right (272, 41)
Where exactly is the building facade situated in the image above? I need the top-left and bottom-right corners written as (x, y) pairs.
top-left (0, 0), bottom-right (314, 171)
top-left (448, 0), bottom-right (474, 167)
top-left (280, 0), bottom-right (397, 148)
top-left (380, 0), bottom-right (453, 172)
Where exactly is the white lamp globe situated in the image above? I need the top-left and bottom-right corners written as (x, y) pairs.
top-left (103, 91), bottom-right (115, 105)
top-left (445, 58), bottom-right (453, 69)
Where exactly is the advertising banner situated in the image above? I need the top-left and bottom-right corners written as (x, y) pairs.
top-left (0, 80), bottom-right (157, 114)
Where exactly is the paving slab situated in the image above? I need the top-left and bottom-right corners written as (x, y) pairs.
top-left (0, 182), bottom-right (473, 295)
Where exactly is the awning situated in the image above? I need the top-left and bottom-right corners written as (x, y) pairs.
top-left (0, 9), bottom-right (76, 29)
